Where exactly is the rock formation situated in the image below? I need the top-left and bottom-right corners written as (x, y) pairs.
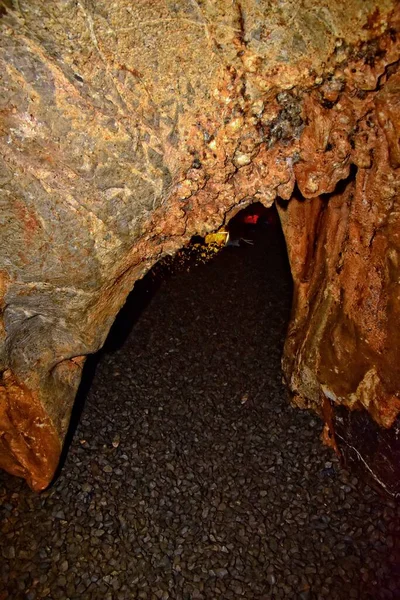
top-left (0, 0), bottom-right (399, 492)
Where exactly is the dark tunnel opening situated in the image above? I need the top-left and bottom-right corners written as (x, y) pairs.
top-left (65, 201), bottom-right (291, 438)
top-left (56, 201), bottom-right (292, 469)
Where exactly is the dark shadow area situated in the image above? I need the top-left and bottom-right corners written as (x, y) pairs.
top-left (53, 249), bottom-right (168, 483)
top-left (227, 201), bottom-right (279, 235)
top-left (99, 202), bottom-right (285, 355)
top-left (54, 203), bottom-right (284, 484)
top-left (52, 353), bottom-right (103, 485)
top-left (335, 407), bottom-right (400, 499)
top-left (54, 256), bottom-right (175, 481)
top-left (320, 163), bottom-right (358, 199)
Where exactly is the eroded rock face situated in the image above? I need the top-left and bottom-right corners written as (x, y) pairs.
top-left (277, 73), bottom-right (400, 495)
top-left (278, 66), bottom-right (400, 418)
top-left (0, 0), bottom-right (399, 490)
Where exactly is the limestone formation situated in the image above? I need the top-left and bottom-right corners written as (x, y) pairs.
top-left (0, 0), bottom-right (399, 491)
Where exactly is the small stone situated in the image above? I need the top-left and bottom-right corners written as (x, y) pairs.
top-left (215, 568), bottom-right (229, 578)
top-left (233, 151), bottom-right (252, 168)
top-left (60, 560), bottom-right (69, 573)
top-left (269, 538), bottom-right (278, 552)
top-left (2, 546), bottom-right (15, 559)
top-left (94, 529), bottom-right (105, 537)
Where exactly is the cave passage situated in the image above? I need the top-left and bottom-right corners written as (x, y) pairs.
top-left (0, 204), bottom-right (398, 599)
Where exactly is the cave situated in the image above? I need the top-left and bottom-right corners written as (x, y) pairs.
top-left (0, 0), bottom-right (400, 595)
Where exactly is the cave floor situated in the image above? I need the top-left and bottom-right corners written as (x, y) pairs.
top-left (1, 223), bottom-right (399, 600)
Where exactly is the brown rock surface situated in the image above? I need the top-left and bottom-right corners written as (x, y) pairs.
top-left (0, 0), bottom-right (399, 490)
top-left (279, 84), bottom-right (400, 429)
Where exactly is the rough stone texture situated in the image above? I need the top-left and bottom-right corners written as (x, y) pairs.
top-left (279, 83), bottom-right (400, 431)
top-left (0, 0), bottom-right (399, 489)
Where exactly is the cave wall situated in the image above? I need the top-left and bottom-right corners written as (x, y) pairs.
top-left (278, 79), bottom-right (400, 429)
top-left (0, 0), bottom-right (399, 490)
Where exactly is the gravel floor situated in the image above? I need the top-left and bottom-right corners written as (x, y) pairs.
top-left (1, 222), bottom-right (399, 600)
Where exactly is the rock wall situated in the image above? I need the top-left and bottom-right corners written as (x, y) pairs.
top-left (277, 70), bottom-right (400, 495)
top-left (279, 71), bottom-right (400, 424)
top-left (0, 0), bottom-right (399, 490)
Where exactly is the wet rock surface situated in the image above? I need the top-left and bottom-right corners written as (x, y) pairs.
top-left (1, 225), bottom-right (399, 599)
